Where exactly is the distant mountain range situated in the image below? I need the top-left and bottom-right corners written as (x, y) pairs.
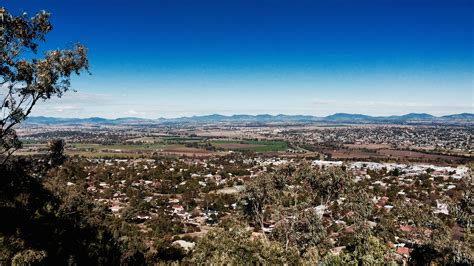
top-left (24, 113), bottom-right (474, 125)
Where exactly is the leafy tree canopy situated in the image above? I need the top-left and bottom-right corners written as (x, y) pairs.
top-left (0, 7), bottom-right (88, 164)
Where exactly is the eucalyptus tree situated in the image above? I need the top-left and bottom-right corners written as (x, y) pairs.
top-left (0, 7), bottom-right (88, 164)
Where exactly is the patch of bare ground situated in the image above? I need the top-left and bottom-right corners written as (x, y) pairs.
top-left (343, 143), bottom-right (392, 150)
top-left (162, 147), bottom-right (212, 153)
top-left (329, 150), bottom-right (385, 159)
top-left (159, 147), bottom-right (215, 157)
top-left (327, 148), bottom-right (469, 163)
top-left (376, 149), bottom-right (463, 161)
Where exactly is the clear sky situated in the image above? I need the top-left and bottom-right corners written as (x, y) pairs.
top-left (3, 0), bottom-right (473, 118)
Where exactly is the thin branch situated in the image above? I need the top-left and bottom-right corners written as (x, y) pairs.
top-left (0, 144), bottom-right (19, 166)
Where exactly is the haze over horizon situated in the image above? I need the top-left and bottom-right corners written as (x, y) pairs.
top-left (27, 112), bottom-right (474, 121)
top-left (4, 0), bottom-right (473, 118)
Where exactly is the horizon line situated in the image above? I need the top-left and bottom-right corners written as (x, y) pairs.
top-left (27, 112), bottom-right (474, 120)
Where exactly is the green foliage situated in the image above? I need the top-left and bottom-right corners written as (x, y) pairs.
top-left (190, 221), bottom-right (300, 264)
top-left (271, 208), bottom-right (327, 252)
top-left (296, 165), bottom-right (353, 205)
top-left (11, 249), bottom-right (47, 266)
top-left (46, 139), bottom-right (66, 167)
top-left (410, 241), bottom-right (474, 266)
top-left (343, 191), bottom-right (374, 233)
top-left (323, 236), bottom-right (395, 265)
top-left (147, 215), bottom-right (184, 237)
top-left (241, 173), bottom-right (278, 226)
top-left (0, 159), bottom-right (126, 265)
top-left (0, 7), bottom-right (88, 162)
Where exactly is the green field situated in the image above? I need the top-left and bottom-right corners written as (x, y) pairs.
top-left (50, 143), bottom-right (176, 158)
top-left (211, 140), bottom-right (288, 152)
top-left (18, 138), bottom-right (289, 159)
top-left (71, 143), bottom-right (169, 150)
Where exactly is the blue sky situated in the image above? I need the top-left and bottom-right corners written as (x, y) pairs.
top-left (3, 0), bottom-right (473, 118)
